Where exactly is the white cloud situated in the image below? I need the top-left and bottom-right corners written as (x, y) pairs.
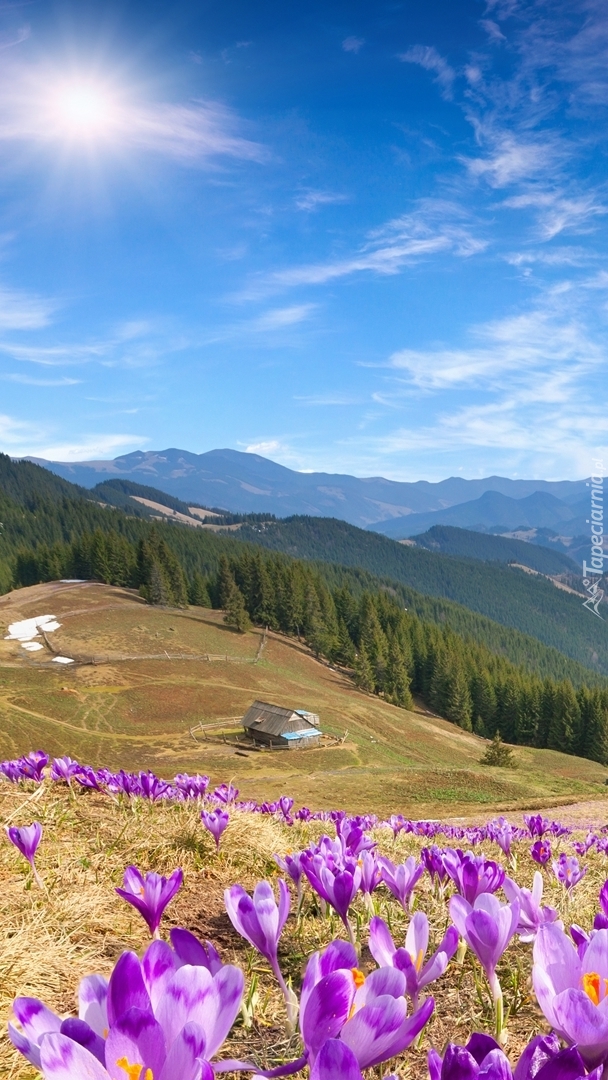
top-left (0, 286), bottom-right (56, 330)
top-left (464, 137), bottom-right (555, 187)
top-left (244, 439), bottom-right (284, 456)
top-left (479, 19), bottom-right (506, 43)
top-left (295, 190), bottom-right (348, 211)
top-left (399, 45), bottom-right (456, 99)
top-left (2, 373), bottom-right (81, 386)
top-left (343, 37), bottom-right (365, 54)
top-left (34, 434), bottom-right (149, 462)
top-left (388, 303), bottom-right (602, 390)
top-left (502, 191), bottom-right (607, 239)
top-left (252, 304), bottom-right (316, 330)
top-left (241, 202), bottom-right (486, 296)
top-left (0, 26), bottom-right (29, 51)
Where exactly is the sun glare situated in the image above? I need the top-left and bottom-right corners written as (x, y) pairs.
top-left (50, 79), bottom-right (119, 139)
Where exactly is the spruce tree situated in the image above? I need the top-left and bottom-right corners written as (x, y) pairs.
top-left (224, 582), bottom-right (250, 632)
top-left (354, 643), bottom-right (375, 692)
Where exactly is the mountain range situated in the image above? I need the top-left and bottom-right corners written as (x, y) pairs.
top-left (27, 447), bottom-right (590, 532)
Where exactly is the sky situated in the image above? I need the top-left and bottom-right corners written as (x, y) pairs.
top-left (0, 0), bottom-right (607, 482)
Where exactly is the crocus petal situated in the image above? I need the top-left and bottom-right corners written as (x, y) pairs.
top-left (342, 994), bottom-right (434, 1069)
top-left (355, 966), bottom-right (406, 1005)
top-left (39, 1033), bottom-right (109, 1080)
top-left (582, 929), bottom-right (608, 980)
top-left (551, 989), bottom-right (608, 1066)
top-left (477, 1049), bottom-right (513, 1080)
top-left (310, 1039), bottom-right (364, 1080)
top-left (7, 1023), bottom-right (41, 1068)
top-left (369, 917), bottom-right (396, 968)
top-left (157, 1022), bottom-right (209, 1080)
top-left (106, 952), bottom-right (151, 1028)
top-left (170, 929), bottom-right (223, 974)
top-left (78, 976), bottom-right (109, 1038)
top-left (104, 1007), bottom-right (166, 1080)
top-left (441, 1045), bottom-right (481, 1080)
top-left (12, 998), bottom-right (62, 1043)
top-left (405, 911), bottom-right (429, 964)
top-left (512, 1033), bottom-right (561, 1080)
top-left (156, 965), bottom-right (243, 1059)
top-left (466, 1034), bottom-right (502, 1064)
top-left (59, 1019), bottom-right (106, 1065)
top-left (301, 970), bottom-right (355, 1063)
top-left (141, 941), bottom-right (177, 1012)
top-left (534, 1045), bottom-right (593, 1080)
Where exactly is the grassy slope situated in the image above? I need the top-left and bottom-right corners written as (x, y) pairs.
top-left (237, 516), bottom-right (608, 675)
top-left (1, 581), bottom-right (606, 817)
top-left (2, 784), bottom-right (608, 1079)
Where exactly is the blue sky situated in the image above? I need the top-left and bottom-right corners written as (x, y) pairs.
top-left (0, 0), bottom-right (607, 481)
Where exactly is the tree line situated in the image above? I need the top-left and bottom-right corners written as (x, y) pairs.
top-left (12, 528), bottom-right (608, 765)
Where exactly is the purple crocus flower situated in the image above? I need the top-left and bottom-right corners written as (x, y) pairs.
top-left (274, 851), bottom-right (305, 910)
top-left (50, 756), bottom-right (82, 786)
top-left (115, 865), bottom-right (183, 937)
top-left (552, 853), bottom-right (587, 892)
top-left (531, 839), bottom-right (552, 865)
top-left (594, 881), bottom-right (608, 931)
top-left (225, 879), bottom-right (296, 1028)
top-left (503, 872), bottom-right (562, 942)
top-left (442, 849), bottom-right (505, 904)
top-left (488, 817), bottom-right (514, 861)
top-left (369, 912), bottom-right (458, 1006)
top-left (18, 750), bottom-right (49, 782)
top-left (378, 855), bottom-right (424, 911)
top-left (201, 809), bottom-right (229, 849)
top-left (359, 850), bottom-right (381, 914)
top-left (299, 939), bottom-right (434, 1071)
top-left (428, 1031), bottom-right (600, 1080)
top-left (9, 926), bottom-right (241, 1077)
top-left (6, 821), bottom-right (44, 888)
top-left (301, 852), bottom-right (362, 945)
top-left (421, 846), bottom-right (449, 896)
top-left (525, 814), bottom-right (550, 838)
top-left (449, 892), bottom-right (520, 1040)
top-left (533, 924), bottom-right (608, 1069)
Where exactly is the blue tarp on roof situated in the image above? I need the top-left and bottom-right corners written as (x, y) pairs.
top-left (282, 729), bottom-right (320, 740)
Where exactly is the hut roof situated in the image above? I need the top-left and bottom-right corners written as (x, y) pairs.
top-left (242, 700), bottom-right (319, 739)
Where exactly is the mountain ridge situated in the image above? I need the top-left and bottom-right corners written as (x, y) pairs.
top-left (24, 446), bottom-right (589, 530)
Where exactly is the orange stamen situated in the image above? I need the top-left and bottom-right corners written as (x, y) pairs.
top-left (583, 972), bottom-right (602, 1006)
top-left (116, 1058), bottom-right (153, 1080)
top-left (351, 968), bottom-right (365, 989)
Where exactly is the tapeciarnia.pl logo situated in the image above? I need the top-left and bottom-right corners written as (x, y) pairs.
top-left (582, 458), bottom-right (605, 619)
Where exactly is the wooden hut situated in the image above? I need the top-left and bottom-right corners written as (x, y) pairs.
top-left (241, 700), bottom-right (321, 750)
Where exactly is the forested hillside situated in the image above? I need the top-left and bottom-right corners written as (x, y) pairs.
top-left (412, 524), bottom-right (580, 576)
top-left (235, 516), bottom-right (606, 674)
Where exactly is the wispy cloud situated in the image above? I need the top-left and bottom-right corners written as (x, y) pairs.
top-left (0, 24), bottom-right (29, 50)
top-left (501, 190), bottom-right (607, 239)
top-left (240, 201), bottom-right (486, 297)
top-left (295, 189), bottom-right (348, 211)
top-left (252, 304), bottom-right (316, 330)
top-left (342, 36), bottom-right (365, 54)
top-left (399, 45), bottom-right (456, 99)
top-left (0, 285), bottom-right (56, 330)
top-left (2, 373), bottom-right (81, 385)
top-left (464, 137), bottom-right (557, 188)
top-left (33, 434), bottom-right (149, 462)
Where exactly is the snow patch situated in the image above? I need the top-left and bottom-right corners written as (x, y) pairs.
top-left (5, 615), bottom-right (62, 642)
top-left (52, 656), bottom-right (74, 665)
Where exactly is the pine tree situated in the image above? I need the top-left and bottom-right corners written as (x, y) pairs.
top-left (354, 643), bottom-right (375, 692)
top-left (385, 637), bottom-right (413, 708)
top-left (217, 555), bottom-right (237, 610)
top-left (442, 655), bottom-right (473, 731)
top-left (148, 559), bottom-right (169, 605)
top-left (224, 582), bottom-right (250, 632)
top-left (189, 572), bottom-right (211, 607)
top-left (480, 732), bottom-right (517, 768)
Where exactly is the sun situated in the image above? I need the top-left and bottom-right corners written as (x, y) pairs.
top-left (50, 79), bottom-right (119, 139)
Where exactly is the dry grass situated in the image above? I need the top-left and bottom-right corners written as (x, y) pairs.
top-left (2, 782), bottom-right (608, 1079)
